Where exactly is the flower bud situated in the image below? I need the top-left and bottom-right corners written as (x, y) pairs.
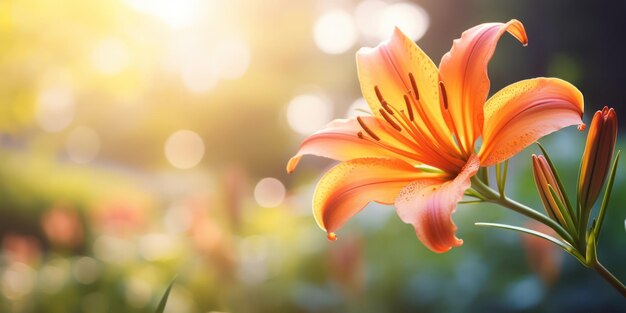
top-left (578, 107), bottom-right (618, 214)
top-left (532, 154), bottom-right (568, 226)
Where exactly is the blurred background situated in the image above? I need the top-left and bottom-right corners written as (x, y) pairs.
top-left (0, 0), bottom-right (625, 312)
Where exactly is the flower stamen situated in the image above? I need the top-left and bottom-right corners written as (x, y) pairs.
top-left (357, 116), bottom-right (380, 141)
top-left (403, 95), bottom-right (414, 121)
top-left (379, 108), bottom-right (402, 131)
top-left (408, 72), bottom-right (420, 101)
top-left (439, 81), bottom-right (449, 110)
top-left (374, 85), bottom-right (395, 115)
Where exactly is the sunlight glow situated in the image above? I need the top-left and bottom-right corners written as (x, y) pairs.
top-left (313, 10), bottom-right (357, 54)
top-left (91, 38), bottom-right (130, 76)
top-left (124, 0), bottom-right (203, 29)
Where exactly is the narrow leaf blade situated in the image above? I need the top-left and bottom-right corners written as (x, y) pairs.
top-left (594, 150), bottom-right (620, 240)
top-left (155, 277), bottom-right (177, 313)
top-left (475, 222), bottom-right (584, 262)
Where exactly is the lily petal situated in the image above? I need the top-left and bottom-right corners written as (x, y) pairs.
top-left (312, 157), bottom-right (446, 235)
top-left (394, 155), bottom-right (480, 253)
top-left (479, 78), bottom-right (584, 166)
top-left (356, 27), bottom-right (459, 157)
top-left (439, 19), bottom-right (528, 155)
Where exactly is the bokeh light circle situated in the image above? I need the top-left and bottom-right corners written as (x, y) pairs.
top-left (213, 38), bottom-right (251, 80)
top-left (286, 94), bottom-right (333, 135)
top-left (380, 3), bottom-right (430, 41)
top-left (254, 177), bottom-right (286, 208)
top-left (66, 126), bottom-right (101, 164)
top-left (164, 130), bottom-right (205, 169)
top-left (313, 10), bottom-right (357, 54)
top-left (35, 84), bottom-right (75, 132)
top-left (355, 1), bottom-right (430, 42)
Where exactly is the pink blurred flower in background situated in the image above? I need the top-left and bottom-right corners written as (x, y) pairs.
top-left (41, 203), bottom-right (84, 249)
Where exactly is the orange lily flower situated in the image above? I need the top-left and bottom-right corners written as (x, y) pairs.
top-left (287, 20), bottom-right (584, 253)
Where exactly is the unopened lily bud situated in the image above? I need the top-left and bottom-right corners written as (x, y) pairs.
top-left (578, 106), bottom-right (617, 214)
top-left (532, 154), bottom-right (568, 226)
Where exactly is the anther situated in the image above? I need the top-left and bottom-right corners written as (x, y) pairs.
top-left (439, 81), bottom-right (449, 110)
top-left (403, 95), bottom-right (414, 121)
top-left (381, 100), bottom-right (394, 115)
top-left (357, 131), bottom-right (364, 139)
top-left (374, 86), bottom-right (384, 103)
top-left (409, 73), bottom-right (420, 100)
top-left (379, 109), bottom-right (402, 131)
top-left (357, 117), bottom-right (380, 141)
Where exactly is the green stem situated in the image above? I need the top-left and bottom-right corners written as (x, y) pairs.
top-left (470, 176), bottom-right (576, 245)
top-left (592, 260), bottom-right (626, 297)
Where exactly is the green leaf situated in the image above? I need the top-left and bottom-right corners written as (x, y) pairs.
top-left (536, 142), bottom-right (576, 222)
top-left (459, 200), bottom-right (484, 205)
top-left (155, 276), bottom-right (177, 313)
top-left (475, 222), bottom-right (585, 263)
top-left (586, 225), bottom-right (598, 265)
top-left (465, 188), bottom-right (487, 201)
top-left (593, 150), bottom-right (620, 241)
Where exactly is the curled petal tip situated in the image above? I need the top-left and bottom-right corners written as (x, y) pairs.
top-left (578, 123), bottom-right (586, 131)
top-left (327, 232), bottom-right (337, 241)
top-left (286, 156), bottom-right (302, 174)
